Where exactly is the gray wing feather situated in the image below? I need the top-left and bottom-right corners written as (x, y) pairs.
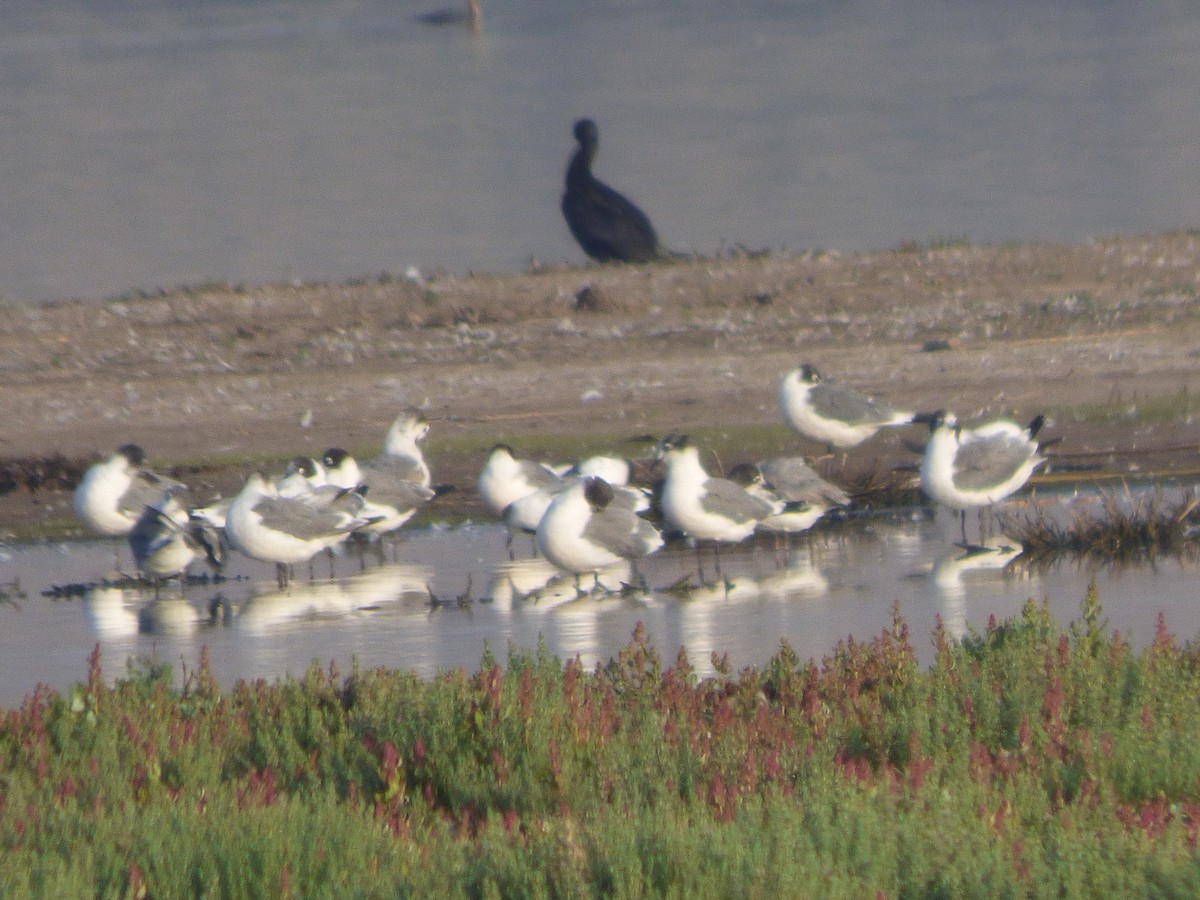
top-left (759, 457), bottom-right (850, 507)
top-left (702, 477), bottom-right (777, 521)
top-left (582, 506), bottom-right (659, 558)
top-left (362, 458), bottom-right (437, 509)
top-left (120, 470), bottom-right (185, 516)
top-left (953, 435), bottom-right (1037, 490)
top-left (519, 459), bottom-right (564, 490)
top-left (255, 496), bottom-right (353, 539)
top-left (810, 382), bottom-right (900, 426)
top-left (374, 453), bottom-right (426, 485)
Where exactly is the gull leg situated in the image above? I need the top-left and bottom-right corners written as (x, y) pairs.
top-left (631, 561), bottom-right (650, 594)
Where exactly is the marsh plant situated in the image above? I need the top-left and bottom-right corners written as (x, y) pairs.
top-left (1003, 486), bottom-right (1200, 562)
top-left (4, 594), bottom-right (1200, 896)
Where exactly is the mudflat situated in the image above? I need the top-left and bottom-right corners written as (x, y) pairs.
top-left (3, 231), bottom-right (1199, 536)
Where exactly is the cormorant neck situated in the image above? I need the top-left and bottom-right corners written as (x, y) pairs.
top-left (566, 144), bottom-right (594, 188)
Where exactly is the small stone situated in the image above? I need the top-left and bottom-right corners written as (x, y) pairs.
top-left (574, 284), bottom-right (620, 313)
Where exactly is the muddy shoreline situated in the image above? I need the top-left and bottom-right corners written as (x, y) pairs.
top-left (3, 231), bottom-right (1199, 538)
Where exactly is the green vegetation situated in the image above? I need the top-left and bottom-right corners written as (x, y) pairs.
top-left (4, 597), bottom-right (1200, 896)
top-left (1058, 386), bottom-right (1199, 427)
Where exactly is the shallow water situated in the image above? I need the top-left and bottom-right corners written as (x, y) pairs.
top-left (3, 486), bottom-right (1199, 708)
top-left (3, 1), bottom-right (1199, 301)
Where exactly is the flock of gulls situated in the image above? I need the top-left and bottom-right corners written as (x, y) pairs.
top-left (72, 364), bottom-right (1049, 597)
top-left (69, 117), bottom-right (1050, 597)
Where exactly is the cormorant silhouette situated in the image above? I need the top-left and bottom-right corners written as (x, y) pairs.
top-left (561, 118), bottom-right (662, 263)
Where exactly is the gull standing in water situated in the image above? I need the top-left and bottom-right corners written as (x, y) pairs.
top-left (74, 444), bottom-right (186, 537)
top-left (561, 118), bottom-right (664, 264)
top-left (128, 490), bottom-right (224, 587)
top-left (322, 448), bottom-right (437, 552)
top-left (478, 444), bottom-right (568, 554)
top-left (780, 364), bottom-right (914, 454)
top-left (919, 410), bottom-right (1047, 547)
top-left (536, 476), bottom-right (663, 594)
top-left (657, 435), bottom-right (780, 583)
top-left (224, 472), bottom-right (370, 587)
top-left (728, 456), bottom-right (850, 550)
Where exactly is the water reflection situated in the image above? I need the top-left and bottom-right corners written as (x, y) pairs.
top-left (488, 557), bottom-right (632, 611)
top-left (930, 544), bottom-right (1025, 640)
top-left (234, 563), bottom-right (433, 634)
top-left (82, 586), bottom-right (144, 638)
top-left (6, 510), bottom-right (1200, 706)
top-left (668, 550), bottom-right (828, 675)
top-left (138, 598), bottom-right (204, 637)
top-left (757, 551), bottom-right (829, 600)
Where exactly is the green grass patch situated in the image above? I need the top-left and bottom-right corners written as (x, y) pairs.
top-left (1056, 387), bottom-right (1199, 427)
top-left (423, 423), bottom-right (803, 468)
top-left (5, 596), bottom-right (1200, 895)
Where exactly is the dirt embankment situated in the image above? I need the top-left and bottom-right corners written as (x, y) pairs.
top-left (2, 232), bottom-right (1199, 537)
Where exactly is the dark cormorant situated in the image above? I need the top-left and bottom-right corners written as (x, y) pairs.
top-left (561, 118), bottom-right (663, 263)
top-left (413, 0), bottom-right (481, 31)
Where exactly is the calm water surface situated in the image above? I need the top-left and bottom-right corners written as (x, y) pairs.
top-left (2, 1), bottom-right (1198, 301)
top-left (3, 488), bottom-right (1199, 708)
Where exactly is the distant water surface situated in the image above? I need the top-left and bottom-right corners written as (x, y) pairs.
top-left (1, 1), bottom-right (1198, 301)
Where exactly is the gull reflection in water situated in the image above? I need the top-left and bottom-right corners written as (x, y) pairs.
top-left (756, 550), bottom-right (830, 600)
top-left (931, 543), bottom-right (1024, 640)
top-left (84, 585), bottom-right (210, 638)
top-left (234, 563), bottom-right (433, 634)
top-left (138, 598), bottom-right (203, 636)
top-left (675, 551), bottom-right (829, 675)
top-left (83, 586), bottom-right (147, 638)
top-left (488, 557), bottom-right (651, 666)
top-left (488, 558), bottom-right (634, 612)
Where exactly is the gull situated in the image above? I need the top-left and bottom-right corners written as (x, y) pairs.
top-left (504, 473), bottom-right (649, 551)
top-left (478, 445), bottom-right (567, 555)
top-left (918, 410), bottom-right (1047, 547)
top-left (224, 472), bottom-right (370, 587)
top-left (193, 456), bottom-right (327, 531)
top-left (322, 447), bottom-right (366, 490)
top-left (478, 444), bottom-right (565, 517)
top-left (74, 444), bottom-right (186, 537)
top-left (779, 364), bottom-right (913, 453)
top-left (380, 408), bottom-right (433, 488)
top-left (565, 454), bottom-right (632, 486)
top-left (502, 488), bottom-right (558, 547)
top-left (728, 456), bottom-right (850, 549)
top-left (275, 456), bottom-right (328, 499)
top-left (128, 490), bottom-right (224, 586)
top-left (323, 447), bottom-right (437, 544)
top-left (189, 496), bottom-right (230, 530)
top-left (657, 435), bottom-right (781, 582)
top-left (536, 476), bottom-right (663, 594)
